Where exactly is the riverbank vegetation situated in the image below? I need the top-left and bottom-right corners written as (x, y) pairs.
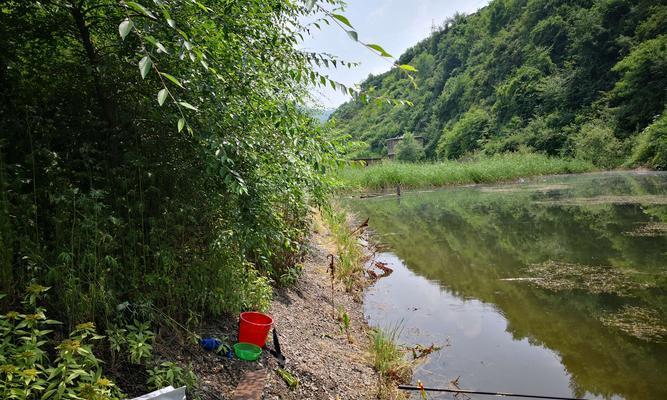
top-left (321, 205), bottom-right (368, 291)
top-left (337, 152), bottom-right (594, 191)
top-left (370, 326), bottom-right (412, 399)
top-left (333, 0), bottom-right (667, 170)
top-left (0, 0), bottom-right (377, 397)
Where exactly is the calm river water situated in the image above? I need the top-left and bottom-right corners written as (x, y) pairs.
top-left (348, 171), bottom-right (667, 400)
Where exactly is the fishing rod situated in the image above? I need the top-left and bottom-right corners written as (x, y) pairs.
top-left (398, 384), bottom-right (589, 400)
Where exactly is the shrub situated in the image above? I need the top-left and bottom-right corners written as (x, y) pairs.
top-left (437, 108), bottom-right (491, 159)
top-left (0, 285), bottom-right (121, 400)
top-left (395, 133), bottom-right (425, 162)
top-left (628, 110), bottom-right (667, 169)
top-left (572, 120), bottom-right (626, 168)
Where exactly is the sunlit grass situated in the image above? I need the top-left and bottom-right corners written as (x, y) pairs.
top-left (321, 204), bottom-right (367, 291)
top-left (335, 153), bottom-right (595, 191)
top-left (369, 325), bottom-right (411, 399)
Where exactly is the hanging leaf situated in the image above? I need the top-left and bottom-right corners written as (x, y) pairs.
top-left (177, 101), bottom-right (198, 111)
top-left (125, 1), bottom-right (156, 19)
top-left (368, 44), bottom-right (392, 58)
top-left (118, 19), bottom-right (134, 40)
top-left (346, 30), bottom-right (358, 42)
top-left (331, 14), bottom-right (353, 29)
top-left (155, 42), bottom-right (169, 54)
top-left (398, 64), bottom-right (417, 72)
top-left (160, 72), bottom-right (184, 88)
top-left (177, 118), bottom-right (185, 132)
top-left (157, 88), bottom-right (168, 106)
top-left (139, 56), bottom-right (152, 79)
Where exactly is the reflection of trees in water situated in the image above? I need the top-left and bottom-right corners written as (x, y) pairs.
top-left (349, 173), bottom-right (667, 399)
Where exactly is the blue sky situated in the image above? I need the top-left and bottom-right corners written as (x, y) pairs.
top-left (300, 0), bottom-right (491, 108)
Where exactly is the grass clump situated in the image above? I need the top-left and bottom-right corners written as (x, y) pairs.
top-left (335, 153), bottom-right (594, 191)
top-left (370, 326), bottom-right (412, 399)
top-left (321, 205), bottom-right (367, 292)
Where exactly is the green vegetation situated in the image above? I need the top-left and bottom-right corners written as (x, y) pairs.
top-left (336, 153), bottom-right (594, 191)
top-left (333, 0), bottom-right (667, 170)
top-left (0, 286), bottom-right (122, 399)
top-left (321, 206), bottom-right (367, 291)
top-left (0, 0), bottom-right (379, 395)
top-left (395, 133), bottom-right (425, 162)
top-left (369, 326), bottom-right (411, 398)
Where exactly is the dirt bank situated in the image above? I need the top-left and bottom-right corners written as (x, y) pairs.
top-left (263, 217), bottom-right (377, 399)
top-left (153, 215), bottom-right (379, 399)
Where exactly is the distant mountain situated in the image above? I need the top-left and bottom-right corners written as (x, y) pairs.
top-left (332, 0), bottom-right (667, 169)
top-left (306, 108), bottom-right (336, 123)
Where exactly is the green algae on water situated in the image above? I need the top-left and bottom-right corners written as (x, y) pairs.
top-left (525, 261), bottom-right (656, 296)
top-left (599, 305), bottom-right (667, 342)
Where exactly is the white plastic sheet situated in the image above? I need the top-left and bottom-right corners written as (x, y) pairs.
top-left (129, 385), bottom-right (186, 400)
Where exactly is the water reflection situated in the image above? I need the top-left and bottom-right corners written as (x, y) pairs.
top-left (350, 172), bottom-right (667, 400)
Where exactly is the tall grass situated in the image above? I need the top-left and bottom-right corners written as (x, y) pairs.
top-left (370, 325), bottom-right (412, 399)
top-left (336, 153), bottom-right (595, 191)
top-left (320, 204), bottom-right (367, 291)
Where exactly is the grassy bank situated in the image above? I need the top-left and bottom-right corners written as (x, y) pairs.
top-left (336, 153), bottom-right (595, 191)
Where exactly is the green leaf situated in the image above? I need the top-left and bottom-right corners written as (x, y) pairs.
top-left (157, 88), bottom-right (168, 106)
top-left (398, 64), bottom-right (417, 72)
top-left (118, 19), bottom-right (134, 40)
top-left (177, 118), bottom-right (185, 132)
top-left (367, 44), bottom-right (392, 58)
top-left (167, 18), bottom-right (176, 28)
top-left (139, 56), bottom-right (152, 79)
top-left (160, 72), bottom-right (184, 88)
top-left (346, 30), bottom-right (358, 42)
top-left (155, 42), bottom-right (168, 54)
top-left (331, 13), bottom-right (353, 29)
top-left (177, 101), bottom-right (198, 111)
top-left (125, 1), bottom-right (156, 19)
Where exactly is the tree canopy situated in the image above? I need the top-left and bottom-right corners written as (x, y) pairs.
top-left (333, 0), bottom-right (667, 169)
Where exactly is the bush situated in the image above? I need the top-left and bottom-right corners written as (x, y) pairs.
top-left (628, 110), bottom-right (667, 170)
top-left (437, 108), bottom-right (491, 159)
top-left (0, 285), bottom-right (121, 400)
top-left (572, 120), bottom-right (626, 168)
top-left (395, 133), bottom-right (425, 162)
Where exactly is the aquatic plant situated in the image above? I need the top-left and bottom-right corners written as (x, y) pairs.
top-left (525, 261), bottom-right (656, 296)
top-left (335, 153), bottom-right (594, 191)
top-left (599, 305), bottom-right (667, 342)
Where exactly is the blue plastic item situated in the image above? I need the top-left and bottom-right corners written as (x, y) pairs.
top-left (200, 337), bottom-right (222, 351)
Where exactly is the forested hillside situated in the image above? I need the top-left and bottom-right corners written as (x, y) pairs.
top-left (333, 0), bottom-right (667, 169)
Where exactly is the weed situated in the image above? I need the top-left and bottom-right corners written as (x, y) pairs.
top-left (126, 320), bottom-right (155, 365)
top-left (369, 325), bottom-right (412, 399)
top-left (321, 205), bottom-right (367, 291)
top-left (0, 285), bottom-right (121, 399)
top-left (335, 153), bottom-right (594, 191)
top-left (337, 306), bottom-right (353, 344)
top-left (147, 362), bottom-right (197, 392)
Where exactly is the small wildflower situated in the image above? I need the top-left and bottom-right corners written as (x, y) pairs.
top-left (20, 368), bottom-right (39, 379)
top-left (26, 283), bottom-right (48, 295)
top-left (76, 322), bottom-right (96, 331)
top-left (96, 377), bottom-right (113, 387)
top-left (0, 364), bottom-right (17, 374)
top-left (25, 312), bottom-right (46, 322)
top-left (2, 311), bottom-right (20, 320)
top-left (58, 339), bottom-right (81, 352)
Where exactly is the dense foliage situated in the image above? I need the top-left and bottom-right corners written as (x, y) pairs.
top-left (333, 0), bottom-right (667, 169)
top-left (0, 0), bottom-right (356, 332)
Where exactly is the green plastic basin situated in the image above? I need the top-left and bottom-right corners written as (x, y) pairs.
top-left (234, 342), bottom-right (262, 361)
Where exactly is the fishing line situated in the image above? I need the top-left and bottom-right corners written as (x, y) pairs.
top-left (398, 384), bottom-right (589, 400)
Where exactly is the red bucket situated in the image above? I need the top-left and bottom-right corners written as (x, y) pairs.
top-left (238, 312), bottom-right (273, 347)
